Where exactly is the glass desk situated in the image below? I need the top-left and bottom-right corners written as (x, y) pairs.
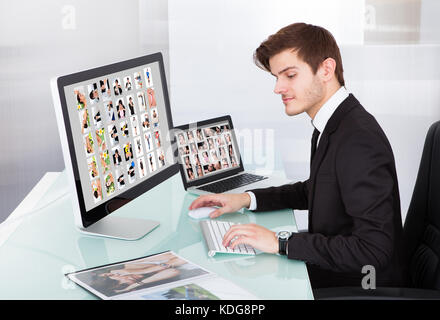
top-left (0, 171), bottom-right (313, 300)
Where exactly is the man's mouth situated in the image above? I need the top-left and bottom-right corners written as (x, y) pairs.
top-left (282, 97), bottom-right (294, 104)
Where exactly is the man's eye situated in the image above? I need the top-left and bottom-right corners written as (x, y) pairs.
top-left (287, 74), bottom-right (296, 79)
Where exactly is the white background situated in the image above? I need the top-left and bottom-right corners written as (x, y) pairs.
top-left (1, 0), bottom-right (439, 224)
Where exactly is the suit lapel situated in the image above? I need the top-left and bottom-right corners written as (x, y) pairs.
top-left (308, 94), bottom-right (360, 220)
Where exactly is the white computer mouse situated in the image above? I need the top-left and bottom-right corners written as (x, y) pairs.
top-left (188, 206), bottom-right (217, 219)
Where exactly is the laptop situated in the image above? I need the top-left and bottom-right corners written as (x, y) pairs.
top-left (173, 115), bottom-right (290, 195)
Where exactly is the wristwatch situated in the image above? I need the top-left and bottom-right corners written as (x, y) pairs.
top-left (276, 231), bottom-right (292, 256)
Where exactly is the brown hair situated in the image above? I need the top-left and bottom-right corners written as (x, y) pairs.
top-left (254, 23), bottom-right (345, 86)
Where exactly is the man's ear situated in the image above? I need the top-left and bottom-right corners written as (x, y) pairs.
top-left (319, 57), bottom-right (337, 82)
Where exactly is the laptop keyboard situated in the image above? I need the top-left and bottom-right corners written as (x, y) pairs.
top-left (197, 173), bottom-right (267, 193)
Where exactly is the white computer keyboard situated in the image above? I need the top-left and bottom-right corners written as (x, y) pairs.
top-left (200, 220), bottom-right (256, 257)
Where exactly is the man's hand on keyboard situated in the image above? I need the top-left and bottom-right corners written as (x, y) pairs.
top-left (222, 223), bottom-right (279, 254)
top-left (189, 193), bottom-right (251, 218)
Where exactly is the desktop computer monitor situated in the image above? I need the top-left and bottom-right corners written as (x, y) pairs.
top-left (51, 52), bottom-right (179, 240)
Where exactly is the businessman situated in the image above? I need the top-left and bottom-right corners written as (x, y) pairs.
top-left (189, 23), bottom-right (406, 289)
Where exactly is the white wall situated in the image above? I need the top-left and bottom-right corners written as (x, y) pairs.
top-left (2, 0), bottom-right (438, 224)
top-left (0, 0), bottom-right (169, 222)
top-left (168, 0), bottom-right (440, 222)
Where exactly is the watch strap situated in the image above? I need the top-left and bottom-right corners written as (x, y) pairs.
top-left (279, 237), bottom-right (288, 255)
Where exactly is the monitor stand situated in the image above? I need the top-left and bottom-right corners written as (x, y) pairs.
top-left (79, 215), bottom-right (159, 241)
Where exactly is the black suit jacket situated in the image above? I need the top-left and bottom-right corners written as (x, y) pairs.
top-left (250, 94), bottom-right (406, 289)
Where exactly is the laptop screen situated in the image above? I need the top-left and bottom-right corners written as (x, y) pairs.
top-left (175, 119), bottom-right (241, 184)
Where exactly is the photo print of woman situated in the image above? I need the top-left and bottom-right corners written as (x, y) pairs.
top-left (113, 78), bottom-right (123, 96)
top-left (100, 78), bottom-right (111, 102)
top-left (84, 132), bottom-right (94, 155)
top-left (88, 82), bottom-right (99, 104)
top-left (147, 88), bottom-right (156, 107)
top-left (74, 87), bottom-right (87, 110)
top-left (95, 128), bottom-right (106, 152)
top-left (91, 179), bottom-right (102, 203)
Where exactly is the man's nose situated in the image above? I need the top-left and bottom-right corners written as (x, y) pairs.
top-left (274, 79), bottom-right (287, 95)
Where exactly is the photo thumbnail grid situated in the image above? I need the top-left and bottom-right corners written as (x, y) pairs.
top-left (176, 123), bottom-right (239, 182)
top-left (73, 66), bottom-right (167, 205)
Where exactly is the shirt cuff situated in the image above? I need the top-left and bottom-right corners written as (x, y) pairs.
top-left (246, 191), bottom-right (257, 211)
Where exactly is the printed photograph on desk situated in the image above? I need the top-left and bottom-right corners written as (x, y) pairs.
top-left (66, 251), bottom-right (257, 300)
top-left (140, 283), bottom-right (219, 300)
top-left (66, 251), bottom-right (208, 299)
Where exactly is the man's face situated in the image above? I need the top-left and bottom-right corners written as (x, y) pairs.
top-left (269, 49), bottom-right (325, 118)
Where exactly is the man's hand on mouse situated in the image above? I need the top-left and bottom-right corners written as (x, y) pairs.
top-left (188, 193), bottom-right (251, 218)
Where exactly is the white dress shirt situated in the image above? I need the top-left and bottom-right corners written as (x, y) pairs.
top-left (246, 86), bottom-right (349, 211)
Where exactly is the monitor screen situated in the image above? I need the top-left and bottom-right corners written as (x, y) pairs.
top-left (174, 117), bottom-right (241, 184)
top-left (53, 53), bottom-right (178, 229)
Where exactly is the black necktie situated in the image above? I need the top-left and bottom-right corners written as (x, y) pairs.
top-left (311, 128), bottom-right (320, 163)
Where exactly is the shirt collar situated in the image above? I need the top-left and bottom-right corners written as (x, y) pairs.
top-left (312, 86), bottom-right (349, 133)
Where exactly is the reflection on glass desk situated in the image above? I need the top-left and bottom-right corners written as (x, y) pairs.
top-left (0, 170), bottom-right (313, 300)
